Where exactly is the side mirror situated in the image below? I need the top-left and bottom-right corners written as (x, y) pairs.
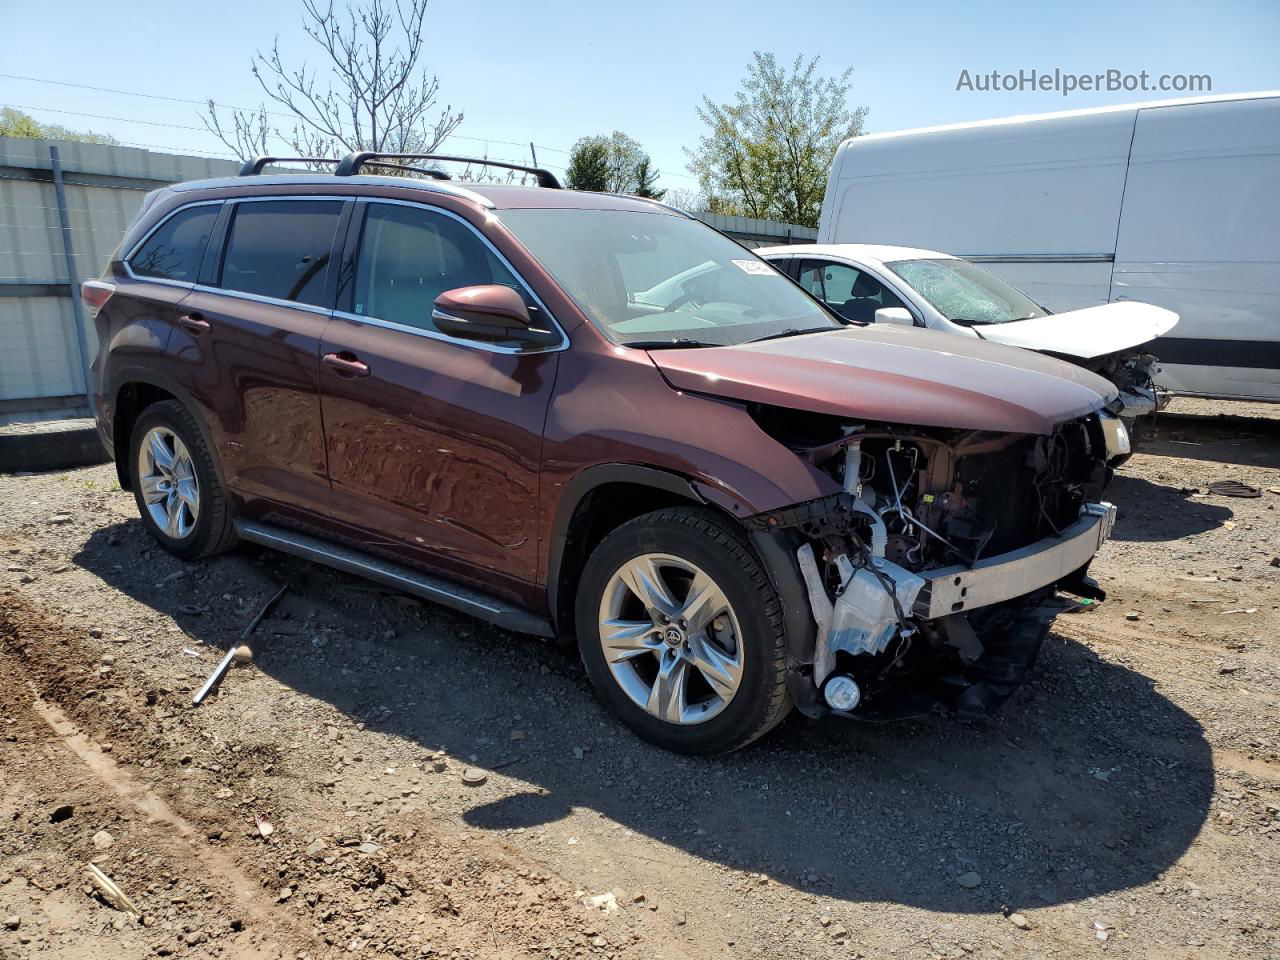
top-left (874, 307), bottom-right (914, 327)
top-left (433, 285), bottom-right (531, 341)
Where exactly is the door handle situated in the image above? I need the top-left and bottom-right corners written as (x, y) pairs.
top-left (322, 351), bottom-right (371, 378)
top-left (178, 312), bottom-right (210, 334)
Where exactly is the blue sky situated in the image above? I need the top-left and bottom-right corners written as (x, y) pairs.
top-left (2, 0), bottom-right (1278, 192)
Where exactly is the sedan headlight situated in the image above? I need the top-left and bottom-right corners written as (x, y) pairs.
top-left (1100, 413), bottom-right (1131, 459)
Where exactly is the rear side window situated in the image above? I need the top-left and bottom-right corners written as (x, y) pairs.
top-left (129, 205), bottom-right (218, 282)
top-left (219, 200), bottom-right (343, 307)
top-left (352, 203), bottom-right (529, 335)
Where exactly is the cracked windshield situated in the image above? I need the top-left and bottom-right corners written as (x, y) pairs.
top-left (888, 257), bottom-right (1050, 325)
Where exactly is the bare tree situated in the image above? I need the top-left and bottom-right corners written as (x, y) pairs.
top-left (202, 0), bottom-right (462, 163)
top-left (660, 187), bottom-right (708, 213)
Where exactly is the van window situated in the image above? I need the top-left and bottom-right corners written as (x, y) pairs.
top-left (129, 205), bottom-right (218, 282)
top-left (352, 204), bottom-right (528, 336)
top-left (220, 200), bottom-right (343, 306)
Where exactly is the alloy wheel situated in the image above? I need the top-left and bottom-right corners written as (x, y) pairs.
top-left (136, 426), bottom-right (200, 539)
top-left (597, 553), bottom-right (744, 725)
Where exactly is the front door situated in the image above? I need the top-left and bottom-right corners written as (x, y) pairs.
top-left (796, 259), bottom-right (910, 324)
top-left (318, 200), bottom-right (562, 605)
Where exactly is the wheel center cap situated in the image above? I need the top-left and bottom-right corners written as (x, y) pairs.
top-left (662, 625), bottom-right (685, 648)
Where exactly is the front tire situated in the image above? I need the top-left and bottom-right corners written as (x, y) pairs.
top-left (575, 507), bottom-right (791, 754)
top-left (128, 400), bottom-right (237, 560)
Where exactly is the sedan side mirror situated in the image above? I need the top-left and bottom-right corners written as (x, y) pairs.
top-left (874, 307), bottom-right (914, 327)
top-left (433, 285), bottom-right (532, 341)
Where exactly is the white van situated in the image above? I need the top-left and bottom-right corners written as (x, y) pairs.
top-left (818, 92), bottom-right (1280, 401)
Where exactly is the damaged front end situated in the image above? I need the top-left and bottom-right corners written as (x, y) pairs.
top-left (747, 408), bottom-right (1119, 722)
top-left (1080, 349), bottom-right (1167, 421)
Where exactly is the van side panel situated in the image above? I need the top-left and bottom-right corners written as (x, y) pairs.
top-left (818, 111), bottom-right (1137, 308)
top-left (1113, 98), bottom-right (1280, 399)
top-left (967, 259), bottom-right (1117, 313)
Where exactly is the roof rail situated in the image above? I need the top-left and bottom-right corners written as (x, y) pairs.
top-left (238, 157), bottom-right (341, 176)
top-left (352, 159), bottom-right (452, 181)
top-left (335, 152), bottom-right (561, 188)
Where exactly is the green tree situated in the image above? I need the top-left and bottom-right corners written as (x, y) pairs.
top-left (566, 131), bottom-right (662, 195)
top-left (686, 52), bottom-right (868, 227)
top-left (0, 107), bottom-right (119, 145)
top-left (565, 137), bottom-right (611, 191)
top-left (633, 157), bottom-right (665, 199)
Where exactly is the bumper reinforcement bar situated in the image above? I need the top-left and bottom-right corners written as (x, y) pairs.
top-left (913, 502), bottom-right (1117, 619)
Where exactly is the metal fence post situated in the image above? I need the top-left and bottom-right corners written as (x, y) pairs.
top-left (49, 144), bottom-right (95, 416)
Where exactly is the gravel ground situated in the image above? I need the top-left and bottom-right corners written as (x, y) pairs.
top-left (1, 398), bottom-right (1277, 960)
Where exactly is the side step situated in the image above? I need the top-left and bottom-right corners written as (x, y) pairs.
top-left (233, 519), bottom-right (554, 637)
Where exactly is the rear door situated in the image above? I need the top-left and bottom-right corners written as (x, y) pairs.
top-left (318, 199), bottom-right (563, 605)
top-left (171, 197), bottom-right (350, 522)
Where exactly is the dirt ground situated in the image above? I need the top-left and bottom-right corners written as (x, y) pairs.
top-left (1, 397), bottom-right (1278, 960)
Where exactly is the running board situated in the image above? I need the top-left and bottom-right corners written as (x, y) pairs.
top-left (233, 519), bottom-right (554, 637)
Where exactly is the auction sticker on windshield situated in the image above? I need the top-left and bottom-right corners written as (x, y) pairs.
top-left (732, 259), bottom-right (776, 276)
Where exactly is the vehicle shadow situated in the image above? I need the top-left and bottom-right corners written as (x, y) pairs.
top-left (1139, 411), bottom-right (1280, 469)
top-left (1106, 472), bottom-right (1234, 542)
top-left (74, 521), bottom-right (1213, 914)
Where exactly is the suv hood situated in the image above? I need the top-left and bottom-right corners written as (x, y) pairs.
top-left (649, 325), bottom-right (1117, 435)
top-left (973, 301), bottom-right (1179, 360)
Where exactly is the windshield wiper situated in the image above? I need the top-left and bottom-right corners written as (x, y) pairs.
top-left (620, 338), bottom-right (718, 350)
top-left (744, 326), bottom-right (835, 344)
top-left (949, 318), bottom-right (990, 340)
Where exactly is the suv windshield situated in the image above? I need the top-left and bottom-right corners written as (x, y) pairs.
top-left (497, 209), bottom-right (841, 346)
top-left (886, 258), bottom-right (1049, 325)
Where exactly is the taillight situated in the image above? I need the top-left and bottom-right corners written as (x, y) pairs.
top-left (81, 280), bottom-right (115, 316)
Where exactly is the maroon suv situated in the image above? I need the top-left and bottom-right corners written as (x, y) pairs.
top-left (87, 153), bottom-right (1123, 753)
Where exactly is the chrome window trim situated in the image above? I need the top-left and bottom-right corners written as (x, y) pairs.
top-left (337, 197), bottom-right (569, 355)
top-left (332, 309), bottom-right (566, 355)
top-left (122, 198), bottom-right (225, 286)
top-left (191, 284), bottom-right (333, 316)
top-left (120, 193), bottom-right (569, 354)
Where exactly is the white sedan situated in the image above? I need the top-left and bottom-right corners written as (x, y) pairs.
top-left (758, 243), bottom-right (1178, 422)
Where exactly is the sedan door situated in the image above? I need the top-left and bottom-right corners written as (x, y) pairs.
top-left (795, 259), bottom-right (914, 324)
top-left (318, 200), bottom-right (563, 606)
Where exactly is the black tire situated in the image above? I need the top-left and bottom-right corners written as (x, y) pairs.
top-left (574, 506), bottom-right (791, 754)
top-left (128, 400), bottom-right (238, 560)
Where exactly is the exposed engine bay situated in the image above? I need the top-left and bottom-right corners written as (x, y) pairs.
top-left (748, 407), bottom-right (1119, 720)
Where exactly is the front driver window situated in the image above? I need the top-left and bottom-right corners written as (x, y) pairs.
top-left (798, 261), bottom-right (907, 324)
top-left (353, 204), bottom-right (530, 336)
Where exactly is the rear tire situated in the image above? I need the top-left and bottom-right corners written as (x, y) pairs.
top-left (128, 400), bottom-right (237, 561)
top-left (574, 506), bottom-right (791, 754)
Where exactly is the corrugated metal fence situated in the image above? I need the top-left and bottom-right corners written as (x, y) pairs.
top-left (689, 212), bottom-right (817, 249)
top-left (0, 137), bottom-right (816, 426)
top-left (0, 136), bottom-right (240, 425)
